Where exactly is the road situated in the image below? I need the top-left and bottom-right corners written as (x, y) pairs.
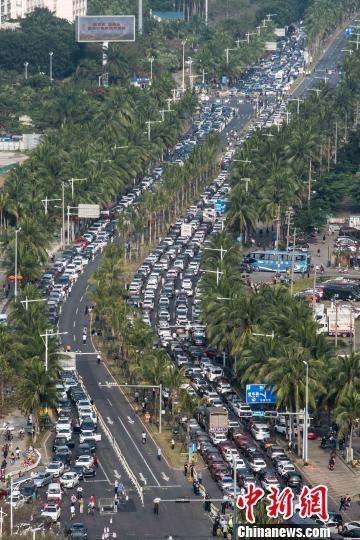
top-left (56, 26), bottom-right (350, 540)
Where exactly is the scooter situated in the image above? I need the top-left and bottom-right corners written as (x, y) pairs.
top-left (320, 437), bottom-right (328, 449)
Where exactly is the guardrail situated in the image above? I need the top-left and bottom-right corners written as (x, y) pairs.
top-left (78, 376), bottom-right (144, 506)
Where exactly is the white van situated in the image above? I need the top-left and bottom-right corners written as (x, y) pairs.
top-left (251, 423), bottom-right (270, 441)
top-left (206, 367), bottom-right (224, 382)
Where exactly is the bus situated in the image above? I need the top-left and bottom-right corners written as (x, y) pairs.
top-left (243, 249), bottom-right (310, 273)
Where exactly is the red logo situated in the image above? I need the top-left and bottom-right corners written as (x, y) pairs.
top-left (236, 483), bottom-right (329, 523)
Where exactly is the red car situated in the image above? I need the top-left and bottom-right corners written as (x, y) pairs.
top-left (234, 435), bottom-right (250, 450)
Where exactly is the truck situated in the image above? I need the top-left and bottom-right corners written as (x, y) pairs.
top-left (181, 222), bottom-right (193, 238)
top-left (315, 305), bottom-right (354, 336)
top-left (204, 406), bottom-right (229, 433)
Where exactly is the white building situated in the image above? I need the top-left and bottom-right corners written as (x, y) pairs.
top-left (0, 0), bottom-right (87, 23)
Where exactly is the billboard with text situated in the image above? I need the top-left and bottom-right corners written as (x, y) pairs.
top-left (76, 15), bottom-right (135, 43)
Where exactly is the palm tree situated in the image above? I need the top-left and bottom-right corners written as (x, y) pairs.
top-left (335, 391), bottom-right (360, 462)
top-left (327, 354), bottom-right (360, 405)
top-left (19, 359), bottom-right (57, 440)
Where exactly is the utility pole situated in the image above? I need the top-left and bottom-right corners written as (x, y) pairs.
top-left (275, 205), bottom-right (281, 249)
top-left (0, 507), bottom-right (7, 537)
top-left (205, 0), bottom-right (208, 26)
top-left (334, 122), bottom-right (338, 165)
top-left (24, 61), bottom-right (29, 80)
top-left (335, 298), bottom-right (339, 351)
top-left (181, 40), bottom-right (187, 91)
top-left (49, 51), bottom-right (53, 82)
top-left (69, 178), bottom-right (87, 199)
top-left (40, 330), bottom-right (68, 371)
top-left (303, 361), bottom-right (309, 464)
top-left (241, 178), bottom-right (251, 192)
top-left (41, 197), bottom-right (61, 215)
top-left (312, 265), bottom-right (317, 314)
top-left (308, 159), bottom-right (312, 209)
top-left (290, 228), bottom-right (297, 296)
top-left (138, 0), bottom-right (143, 35)
top-left (61, 181), bottom-right (65, 248)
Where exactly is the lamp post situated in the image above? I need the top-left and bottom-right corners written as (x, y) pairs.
top-left (14, 227), bottom-right (21, 301)
top-left (24, 61), bottom-right (29, 80)
top-left (303, 360), bottom-right (309, 464)
top-left (49, 51), bottom-right (53, 82)
top-left (40, 330), bottom-right (68, 371)
top-left (21, 297), bottom-right (47, 311)
top-left (181, 39), bottom-right (187, 91)
top-left (149, 56), bottom-right (155, 81)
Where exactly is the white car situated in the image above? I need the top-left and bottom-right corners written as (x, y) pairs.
top-left (261, 475), bottom-right (281, 493)
top-left (46, 462), bottom-right (65, 478)
top-left (249, 458), bottom-right (267, 473)
top-left (5, 493), bottom-right (25, 509)
top-left (41, 503), bottom-right (61, 522)
top-left (60, 471), bottom-right (79, 489)
top-left (345, 522), bottom-right (360, 531)
top-left (79, 431), bottom-right (101, 443)
top-left (277, 462), bottom-right (296, 477)
top-left (56, 427), bottom-right (72, 442)
top-left (75, 455), bottom-right (94, 469)
top-left (56, 418), bottom-right (72, 431)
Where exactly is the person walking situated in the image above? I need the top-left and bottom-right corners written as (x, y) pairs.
top-left (114, 479), bottom-right (119, 496)
top-left (141, 432), bottom-right (147, 444)
top-left (171, 438), bottom-right (175, 450)
top-left (339, 496), bottom-right (346, 511)
top-left (93, 454), bottom-right (98, 468)
top-left (153, 497), bottom-right (160, 515)
top-left (15, 447), bottom-right (20, 460)
top-left (157, 447), bottom-right (162, 461)
top-left (71, 494), bottom-right (77, 506)
top-left (79, 499), bottom-right (84, 514)
top-left (70, 504), bottom-right (76, 519)
top-left (76, 485), bottom-right (83, 500)
top-left (184, 463), bottom-right (188, 477)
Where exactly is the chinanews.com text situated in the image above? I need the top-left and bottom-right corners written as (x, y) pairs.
top-left (237, 525), bottom-right (331, 539)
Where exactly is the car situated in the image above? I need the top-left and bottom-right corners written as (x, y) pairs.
top-left (284, 472), bottom-right (303, 490)
top-left (79, 431), bottom-right (101, 443)
top-left (339, 529), bottom-right (360, 539)
top-left (41, 503), bottom-right (61, 522)
top-left (345, 523), bottom-right (360, 532)
top-left (68, 523), bottom-right (88, 540)
top-left (248, 457), bottom-right (267, 473)
top-left (60, 471), bottom-right (80, 488)
top-left (5, 493), bottom-right (25, 508)
top-left (31, 471), bottom-right (53, 488)
top-left (46, 461), bottom-right (65, 478)
top-left (56, 427), bottom-right (73, 442)
top-left (83, 467), bottom-right (96, 478)
top-left (75, 455), bottom-right (94, 469)
top-left (261, 475), bottom-right (281, 492)
top-left (218, 475), bottom-right (234, 492)
top-left (277, 462), bottom-right (296, 477)
top-left (19, 483), bottom-right (38, 502)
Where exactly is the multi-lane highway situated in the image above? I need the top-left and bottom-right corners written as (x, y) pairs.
top-left (56, 25), bottom-right (350, 539)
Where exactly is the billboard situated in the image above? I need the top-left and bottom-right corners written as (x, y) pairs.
top-left (76, 16), bottom-right (135, 43)
top-left (78, 204), bottom-right (100, 219)
top-left (265, 42), bottom-right (277, 51)
top-left (275, 28), bottom-right (286, 37)
top-left (246, 384), bottom-right (277, 404)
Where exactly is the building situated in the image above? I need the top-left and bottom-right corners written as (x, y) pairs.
top-left (150, 10), bottom-right (185, 23)
top-left (0, 0), bottom-right (87, 23)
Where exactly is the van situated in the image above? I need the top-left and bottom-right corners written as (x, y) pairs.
top-left (47, 483), bottom-right (62, 502)
top-left (206, 367), bottom-right (224, 382)
top-left (251, 423), bottom-right (270, 441)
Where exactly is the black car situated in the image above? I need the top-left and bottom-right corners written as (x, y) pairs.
top-left (19, 482), bottom-right (37, 502)
top-left (53, 436), bottom-right (74, 451)
top-left (66, 523), bottom-right (88, 540)
top-left (54, 453), bottom-right (71, 466)
top-left (76, 444), bottom-right (92, 459)
top-left (284, 472), bottom-right (303, 489)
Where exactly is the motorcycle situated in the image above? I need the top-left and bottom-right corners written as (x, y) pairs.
top-left (320, 437), bottom-right (328, 449)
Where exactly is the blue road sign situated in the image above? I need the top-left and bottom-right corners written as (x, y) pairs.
top-left (345, 27), bottom-right (353, 36)
top-left (252, 410), bottom-right (265, 417)
top-left (246, 384), bottom-right (277, 404)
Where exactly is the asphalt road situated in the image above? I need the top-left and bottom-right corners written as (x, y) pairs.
top-left (56, 27), bottom-right (350, 539)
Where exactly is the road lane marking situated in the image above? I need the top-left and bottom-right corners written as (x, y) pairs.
top-left (73, 335), bottom-right (76, 342)
top-left (80, 295), bottom-right (83, 302)
top-left (139, 473), bottom-right (147, 485)
top-left (73, 320), bottom-right (76, 327)
top-left (76, 307), bottom-right (78, 315)
top-left (106, 417), bottom-right (114, 425)
top-left (107, 398), bottom-right (113, 407)
top-left (116, 415), bottom-right (161, 487)
top-left (98, 461), bottom-right (111, 484)
top-left (127, 416), bottom-right (135, 424)
top-left (86, 285), bottom-right (89, 291)
top-left (161, 472), bottom-right (169, 482)
top-left (113, 469), bottom-right (121, 480)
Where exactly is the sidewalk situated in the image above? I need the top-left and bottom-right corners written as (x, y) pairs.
top-left (299, 439), bottom-right (360, 518)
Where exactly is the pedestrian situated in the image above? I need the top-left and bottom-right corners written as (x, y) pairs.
top-left (70, 504), bottom-right (76, 519)
top-left (157, 447), bottom-right (162, 460)
top-left (197, 470), bottom-right (202, 484)
top-left (288, 440), bottom-right (293, 452)
top-left (134, 390), bottom-right (139, 403)
top-left (114, 479), bottom-right (119, 496)
top-left (119, 482), bottom-right (125, 496)
top-left (345, 494), bottom-right (351, 508)
top-left (93, 454), bottom-right (98, 468)
top-left (141, 431), bottom-right (147, 444)
top-left (189, 463), bottom-right (194, 479)
top-left (323, 234), bottom-right (326, 243)
top-left (317, 248), bottom-right (321, 257)
top-left (171, 438), bottom-right (175, 450)
top-left (339, 496), bottom-right (345, 511)
top-left (153, 497), bottom-right (160, 515)
top-left (79, 499), bottom-right (84, 514)
top-left (76, 485), bottom-right (83, 499)
top-left (84, 305), bottom-right (88, 315)
top-left (3, 447), bottom-right (8, 460)
top-left (184, 462), bottom-right (188, 477)
top-left (222, 522), bottom-right (228, 538)
top-left (15, 447), bottom-right (20, 460)
top-left (71, 493), bottom-right (77, 505)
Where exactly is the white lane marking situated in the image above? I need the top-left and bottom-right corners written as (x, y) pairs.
top-left (116, 415), bottom-right (161, 487)
top-left (113, 469), bottom-right (121, 480)
top-left (73, 335), bottom-right (76, 342)
top-left (86, 285), bottom-right (89, 291)
top-left (161, 472), bottom-right (169, 482)
top-left (76, 307), bottom-right (78, 315)
top-left (127, 416), bottom-right (134, 424)
top-left (73, 320), bottom-right (76, 327)
top-left (139, 473), bottom-right (147, 485)
top-left (106, 417), bottom-right (114, 425)
top-left (98, 461), bottom-right (111, 484)
top-left (107, 398), bottom-right (113, 407)
top-left (80, 295), bottom-right (83, 302)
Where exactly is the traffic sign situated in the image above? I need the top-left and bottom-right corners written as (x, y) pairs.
top-left (246, 384), bottom-right (277, 404)
top-left (252, 411), bottom-right (265, 417)
top-left (345, 27), bottom-right (353, 36)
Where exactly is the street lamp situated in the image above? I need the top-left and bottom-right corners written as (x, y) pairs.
top-left (149, 56), bottom-right (155, 81)
top-left (40, 330), bottom-right (68, 371)
top-left (24, 61), bottom-right (29, 80)
top-left (303, 360), bottom-right (309, 464)
top-left (14, 227), bottom-right (21, 301)
top-left (49, 51), bottom-right (53, 82)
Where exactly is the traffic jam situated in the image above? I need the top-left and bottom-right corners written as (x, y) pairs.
top-left (7, 27), bottom-right (332, 535)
